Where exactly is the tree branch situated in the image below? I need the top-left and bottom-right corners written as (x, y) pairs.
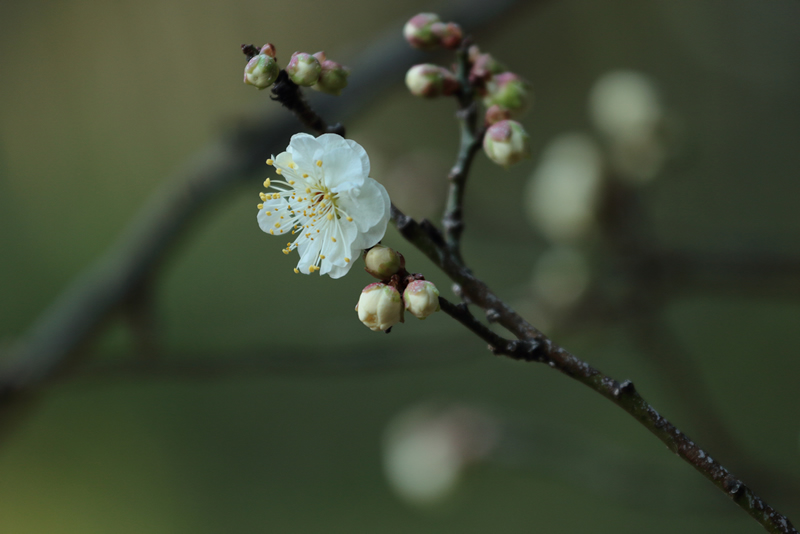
top-left (442, 41), bottom-right (485, 263)
top-left (391, 204), bottom-right (797, 534)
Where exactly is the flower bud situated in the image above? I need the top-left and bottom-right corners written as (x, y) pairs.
top-left (403, 280), bottom-right (440, 320)
top-left (356, 283), bottom-right (404, 332)
top-left (483, 120), bottom-right (530, 167)
top-left (285, 52), bottom-right (321, 87)
top-left (484, 104), bottom-right (511, 126)
top-left (244, 54), bottom-right (280, 90)
top-left (469, 47), bottom-right (505, 84)
top-left (430, 21), bottom-right (462, 49)
top-left (403, 13), bottom-right (441, 49)
top-left (310, 52), bottom-right (350, 96)
top-left (405, 64), bottom-right (459, 98)
top-left (259, 43), bottom-right (277, 58)
top-left (483, 72), bottom-right (531, 115)
top-left (364, 245), bottom-right (404, 280)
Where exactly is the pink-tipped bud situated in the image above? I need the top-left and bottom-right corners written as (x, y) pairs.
top-left (483, 120), bottom-right (531, 168)
top-left (403, 280), bottom-right (440, 320)
top-left (483, 72), bottom-right (531, 115)
top-left (356, 283), bottom-right (404, 332)
top-left (405, 64), bottom-right (459, 98)
top-left (244, 54), bottom-right (279, 90)
top-left (285, 52), bottom-right (322, 87)
top-left (485, 104), bottom-right (511, 126)
top-left (310, 51), bottom-right (350, 96)
top-left (259, 43), bottom-right (277, 58)
top-left (430, 21), bottom-right (463, 49)
top-left (469, 47), bottom-right (505, 85)
top-left (403, 13), bottom-right (441, 50)
top-left (364, 245), bottom-right (405, 280)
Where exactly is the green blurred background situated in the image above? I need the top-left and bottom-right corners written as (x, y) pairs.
top-left (1, 0), bottom-right (799, 532)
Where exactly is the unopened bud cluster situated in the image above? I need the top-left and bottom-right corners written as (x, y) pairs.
top-left (243, 44), bottom-right (349, 95)
top-left (355, 245), bottom-right (440, 332)
top-left (402, 14), bottom-right (532, 168)
top-left (405, 64), bottom-right (459, 98)
top-left (403, 13), bottom-right (463, 50)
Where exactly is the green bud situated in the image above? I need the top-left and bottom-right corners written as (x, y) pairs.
top-left (244, 54), bottom-right (279, 90)
top-left (364, 245), bottom-right (404, 280)
top-left (286, 52), bottom-right (321, 87)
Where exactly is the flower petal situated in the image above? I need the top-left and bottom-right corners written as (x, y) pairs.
top-left (316, 133), bottom-right (351, 152)
top-left (320, 147), bottom-right (365, 189)
top-left (344, 139), bottom-right (370, 177)
top-left (287, 133), bottom-right (322, 171)
top-left (338, 177), bottom-right (390, 233)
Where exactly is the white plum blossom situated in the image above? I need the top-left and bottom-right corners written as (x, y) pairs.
top-left (257, 133), bottom-right (390, 278)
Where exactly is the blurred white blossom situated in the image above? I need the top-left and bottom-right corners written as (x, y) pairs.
top-left (589, 70), bottom-right (666, 184)
top-left (525, 133), bottom-right (604, 242)
top-left (383, 404), bottom-right (499, 506)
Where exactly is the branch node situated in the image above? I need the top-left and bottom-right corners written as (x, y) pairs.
top-left (485, 308), bottom-right (501, 323)
top-left (614, 379), bottom-right (636, 397)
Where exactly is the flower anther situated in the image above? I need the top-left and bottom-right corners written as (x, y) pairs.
top-left (257, 133), bottom-right (390, 278)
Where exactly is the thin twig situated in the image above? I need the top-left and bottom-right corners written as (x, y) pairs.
top-left (442, 41), bottom-right (485, 263)
top-left (269, 70), bottom-right (346, 136)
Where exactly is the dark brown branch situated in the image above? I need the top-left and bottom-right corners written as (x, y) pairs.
top-left (268, 70), bottom-right (345, 136)
top-left (391, 204), bottom-right (797, 534)
top-left (438, 297), bottom-right (542, 362)
top-left (442, 40), bottom-right (485, 263)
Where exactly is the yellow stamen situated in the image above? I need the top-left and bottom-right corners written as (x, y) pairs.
top-left (263, 178), bottom-right (271, 188)
top-left (293, 268), bottom-right (299, 274)
top-left (269, 229), bottom-right (274, 235)
top-left (331, 237), bottom-right (336, 242)
top-left (266, 158), bottom-right (274, 165)
top-left (346, 217), bottom-right (353, 222)
top-left (305, 187), bottom-right (311, 193)
top-left (266, 211), bottom-right (271, 216)
top-left (276, 168), bottom-right (282, 175)
top-left (289, 180), bottom-right (295, 185)
top-left (273, 193), bottom-right (280, 199)
top-left (320, 255), bottom-right (326, 259)
top-left (288, 163), bottom-right (295, 169)
top-left (326, 213), bottom-right (333, 220)
top-left (316, 160), bottom-right (323, 167)
top-left (274, 223), bottom-right (280, 228)
top-left (345, 257), bottom-right (350, 263)
top-left (303, 173), bottom-right (309, 178)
